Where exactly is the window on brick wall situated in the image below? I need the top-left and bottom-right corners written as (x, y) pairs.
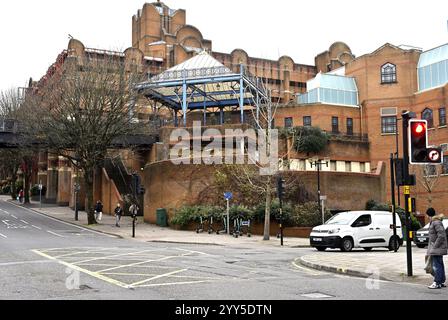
top-left (381, 63), bottom-right (397, 84)
top-left (381, 116), bottom-right (397, 134)
top-left (347, 118), bottom-right (354, 136)
top-left (442, 156), bottom-right (448, 175)
top-left (303, 116), bottom-right (312, 127)
top-left (422, 108), bottom-right (434, 128)
top-left (345, 162), bottom-right (352, 172)
top-left (330, 161), bottom-right (337, 171)
top-left (360, 162), bottom-right (366, 173)
top-left (439, 107), bottom-right (446, 127)
top-left (332, 117), bottom-right (339, 133)
top-left (284, 117), bottom-right (293, 128)
top-left (381, 107), bottom-right (397, 134)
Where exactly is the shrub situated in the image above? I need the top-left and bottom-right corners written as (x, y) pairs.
top-left (292, 202), bottom-right (332, 228)
top-left (252, 200), bottom-right (294, 226)
top-left (170, 205), bottom-right (225, 227)
top-left (2, 185), bottom-right (11, 195)
top-left (294, 127), bottom-right (329, 154)
top-left (30, 185), bottom-right (46, 197)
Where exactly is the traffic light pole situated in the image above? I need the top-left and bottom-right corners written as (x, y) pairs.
top-left (402, 112), bottom-right (413, 277)
top-left (389, 154), bottom-right (398, 252)
top-left (279, 193), bottom-right (284, 247)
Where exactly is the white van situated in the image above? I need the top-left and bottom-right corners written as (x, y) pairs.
top-left (309, 211), bottom-right (403, 252)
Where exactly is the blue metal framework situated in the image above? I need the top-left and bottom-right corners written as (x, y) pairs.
top-left (136, 62), bottom-right (268, 127)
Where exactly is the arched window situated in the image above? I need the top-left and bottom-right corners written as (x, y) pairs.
top-left (422, 108), bottom-right (434, 128)
top-left (381, 63), bottom-right (397, 84)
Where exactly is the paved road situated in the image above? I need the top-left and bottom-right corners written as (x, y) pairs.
top-left (0, 199), bottom-right (446, 300)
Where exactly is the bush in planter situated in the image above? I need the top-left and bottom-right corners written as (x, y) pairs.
top-left (170, 205), bottom-right (225, 227)
top-left (292, 202), bottom-right (332, 228)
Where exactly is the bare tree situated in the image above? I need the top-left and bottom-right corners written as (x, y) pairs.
top-left (413, 164), bottom-right (441, 207)
top-left (22, 55), bottom-right (143, 224)
top-left (216, 78), bottom-right (293, 240)
top-left (0, 88), bottom-right (37, 203)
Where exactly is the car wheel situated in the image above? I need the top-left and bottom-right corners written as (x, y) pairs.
top-left (363, 247), bottom-right (373, 252)
top-left (341, 238), bottom-right (354, 252)
top-left (388, 237), bottom-right (401, 251)
top-left (417, 244), bottom-right (427, 249)
top-left (316, 247), bottom-right (327, 252)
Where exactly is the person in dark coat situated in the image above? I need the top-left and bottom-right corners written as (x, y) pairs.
top-left (426, 208), bottom-right (448, 289)
top-left (94, 201), bottom-right (103, 222)
top-left (114, 203), bottom-right (123, 227)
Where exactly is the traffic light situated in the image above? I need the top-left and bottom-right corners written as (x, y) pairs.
top-left (408, 120), bottom-right (443, 165)
top-left (409, 120), bottom-right (428, 164)
top-left (132, 174), bottom-right (146, 196)
top-left (277, 177), bottom-right (286, 199)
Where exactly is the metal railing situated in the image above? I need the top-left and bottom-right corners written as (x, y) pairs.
top-left (327, 131), bottom-right (369, 142)
top-left (149, 66), bottom-right (234, 82)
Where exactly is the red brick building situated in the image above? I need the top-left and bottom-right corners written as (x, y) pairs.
top-left (28, 1), bottom-right (448, 220)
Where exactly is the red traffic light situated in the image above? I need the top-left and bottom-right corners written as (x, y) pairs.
top-left (414, 123), bottom-right (425, 134)
top-left (411, 121), bottom-right (426, 135)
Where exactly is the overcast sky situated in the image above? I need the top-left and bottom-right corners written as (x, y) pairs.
top-left (1, 0), bottom-right (447, 91)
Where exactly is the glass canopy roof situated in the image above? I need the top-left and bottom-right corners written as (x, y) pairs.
top-left (136, 51), bottom-right (268, 126)
top-left (297, 73), bottom-right (359, 107)
top-left (418, 43), bottom-right (448, 92)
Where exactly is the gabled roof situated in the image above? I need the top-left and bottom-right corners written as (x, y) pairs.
top-left (166, 51), bottom-right (231, 72)
top-left (150, 51), bottom-right (235, 82)
top-left (418, 43), bottom-right (448, 68)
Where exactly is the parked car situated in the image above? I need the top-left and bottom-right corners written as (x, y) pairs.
top-left (414, 220), bottom-right (448, 248)
top-left (309, 211), bottom-right (403, 252)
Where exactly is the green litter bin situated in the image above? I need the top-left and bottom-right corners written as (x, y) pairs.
top-left (156, 208), bottom-right (168, 227)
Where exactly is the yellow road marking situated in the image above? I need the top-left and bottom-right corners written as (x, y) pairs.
top-left (32, 249), bottom-right (130, 289)
top-left (129, 269), bottom-right (188, 287)
top-left (73, 249), bottom-right (158, 265)
top-left (96, 252), bottom-right (194, 273)
top-left (291, 258), bottom-right (327, 276)
top-left (135, 280), bottom-right (214, 288)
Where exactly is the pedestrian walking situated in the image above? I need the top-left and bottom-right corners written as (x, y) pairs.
top-left (94, 200), bottom-right (103, 222)
top-left (18, 189), bottom-right (24, 204)
top-left (114, 203), bottom-right (123, 227)
top-left (426, 208), bottom-right (447, 289)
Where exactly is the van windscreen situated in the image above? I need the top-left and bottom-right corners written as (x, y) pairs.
top-left (325, 212), bottom-right (354, 225)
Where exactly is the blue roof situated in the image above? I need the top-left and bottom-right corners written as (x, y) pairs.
top-left (418, 43), bottom-right (448, 69)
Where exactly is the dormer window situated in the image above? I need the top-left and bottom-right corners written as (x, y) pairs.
top-left (381, 63), bottom-right (397, 84)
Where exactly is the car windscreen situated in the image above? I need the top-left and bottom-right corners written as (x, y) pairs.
top-left (325, 212), bottom-right (354, 225)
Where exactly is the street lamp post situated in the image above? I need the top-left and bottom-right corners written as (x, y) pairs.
top-left (309, 157), bottom-right (330, 219)
top-left (74, 183), bottom-right (80, 221)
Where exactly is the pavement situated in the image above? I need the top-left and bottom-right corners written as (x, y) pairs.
top-left (299, 249), bottom-right (444, 286)
top-left (3, 195), bottom-right (445, 287)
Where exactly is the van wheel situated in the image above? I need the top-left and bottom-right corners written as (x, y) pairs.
top-left (363, 248), bottom-right (373, 252)
top-left (341, 238), bottom-right (354, 252)
top-left (316, 247), bottom-right (327, 252)
top-left (388, 237), bottom-right (401, 251)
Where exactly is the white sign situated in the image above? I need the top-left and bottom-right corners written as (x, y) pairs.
top-left (428, 150), bottom-right (441, 162)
